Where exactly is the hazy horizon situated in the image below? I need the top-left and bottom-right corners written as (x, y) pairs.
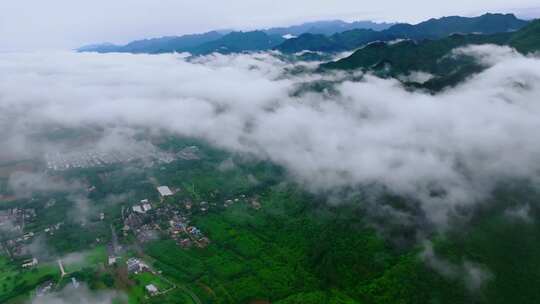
top-left (1, 1), bottom-right (539, 51)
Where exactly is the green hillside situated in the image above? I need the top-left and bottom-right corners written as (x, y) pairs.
top-left (509, 19), bottom-right (540, 53)
top-left (188, 31), bottom-right (286, 55)
top-left (387, 13), bottom-right (528, 40)
top-left (276, 29), bottom-right (397, 53)
top-left (78, 32), bottom-right (224, 54)
top-left (320, 19), bottom-right (540, 91)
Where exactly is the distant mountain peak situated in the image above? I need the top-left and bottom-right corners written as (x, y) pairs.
top-left (78, 13), bottom-right (529, 56)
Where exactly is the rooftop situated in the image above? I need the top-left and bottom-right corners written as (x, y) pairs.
top-left (157, 186), bottom-right (173, 197)
top-left (146, 284), bottom-right (158, 294)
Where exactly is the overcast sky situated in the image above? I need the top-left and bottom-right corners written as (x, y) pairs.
top-left (1, 0), bottom-right (539, 51)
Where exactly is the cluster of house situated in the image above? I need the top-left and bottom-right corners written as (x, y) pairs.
top-left (44, 146), bottom-right (176, 171)
top-left (0, 209), bottom-right (42, 263)
top-left (36, 281), bottom-right (55, 297)
top-left (132, 199), bottom-right (153, 214)
top-left (126, 257), bottom-right (150, 274)
top-left (43, 222), bottom-right (64, 236)
top-left (21, 257), bottom-right (38, 268)
top-left (183, 200), bottom-right (216, 213)
top-left (185, 195), bottom-right (261, 214)
top-left (169, 217), bottom-right (210, 249)
top-left (33, 266), bottom-right (78, 297)
top-left (157, 186), bottom-right (174, 200)
top-left (145, 284), bottom-right (159, 296)
top-left (35, 276), bottom-right (78, 298)
top-left (0, 207), bottom-right (39, 258)
top-left (176, 146), bottom-right (200, 160)
top-left (119, 183), bottom-right (213, 251)
top-left (0, 208), bottom-right (36, 232)
top-left (1, 237), bottom-right (33, 261)
top-left (125, 258), bottom-right (164, 297)
top-left (223, 195), bottom-right (261, 210)
top-left (123, 199), bottom-right (160, 243)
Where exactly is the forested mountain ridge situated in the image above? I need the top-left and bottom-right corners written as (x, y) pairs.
top-left (277, 13), bottom-right (528, 53)
top-left (79, 13), bottom-right (527, 55)
top-left (320, 19), bottom-right (540, 91)
top-left (77, 20), bottom-right (392, 54)
top-left (78, 31), bottom-right (224, 54)
top-left (263, 20), bottom-right (395, 36)
top-left (187, 31), bottom-right (286, 55)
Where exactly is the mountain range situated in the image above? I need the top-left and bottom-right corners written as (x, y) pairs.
top-left (263, 20), bottom-right (394, 36)
top-left (277, 13), bottom-right (528, 53)
top-left (78, 20), bottom-right (393, 54)
top-left (79, 13), bottom-right (528, 56)
top-left (78, 13), bottom-right (540, 94)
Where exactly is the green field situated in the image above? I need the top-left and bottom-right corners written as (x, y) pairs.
top-left (0, 257), bottom-right (60, 303)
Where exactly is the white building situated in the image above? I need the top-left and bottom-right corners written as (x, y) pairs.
top-left (132, 203), bottom-right (152, 214)
top-left (145, 284), bottom-right (159, 296)
top-left (126, 258), bottom-right (149, 274)
top-left (132, 205), bottom-right (144, 213)
top-left (108, 256), bottom-right (117, 265)
top-left (22, 257), bottom-right (38, 268)
top-left (157, 186), bottom-right (173, 197)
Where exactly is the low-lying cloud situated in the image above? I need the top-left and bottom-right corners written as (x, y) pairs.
top-left (28, 284), bottom-right (125, 304)
top-left (8, 172), bottom-right (83, 198)
top-left (421, 241), bottom-right (493, 291)
top-left (1, 46), bottom-right (540, 226)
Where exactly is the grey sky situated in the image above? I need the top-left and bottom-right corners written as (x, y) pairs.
top-left (1, 1), bottom-right (539, 51)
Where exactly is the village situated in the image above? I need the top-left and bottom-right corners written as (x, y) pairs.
top-left (0, 163), bottom-right (264, 300)
top-left (0, 207), bottom-right (39, 260)
top-left (105, 184), bottom-right (262, 299)
top-left (44, 145), bottom-right (200, 171)
top-left (117, 185), bottom-right (211, 250)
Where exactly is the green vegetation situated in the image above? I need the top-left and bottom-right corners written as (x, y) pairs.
top-left (106, 32), bottom-right (224, 54)
top-left (139, 189), bottom-right (460, 304)
top-left (321, 33), bottom-right (510, 72)
top-left (128, 272), bottom-right (174, 303)
top-left (3, 137), bottom-right (540, 304)
top-left (509, 19), bottom-right (540, 53)
top-left (189, 31), bottom-right (286, 55)
top-left (80, 30), bottom-right (286, 55)
top-left (0, 257), bottom-right (59, 303)
top-left (321, 33), bottom-right (511, 92)
top-left (276, 29), bottom-right (396, 53)
top-left (138, 182), bottom-right (540, 304)
top-left (321, 19), bottom-right (540, 91)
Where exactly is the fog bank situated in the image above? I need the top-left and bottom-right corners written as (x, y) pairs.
top-left (1, 47), bottom-right (540, 225)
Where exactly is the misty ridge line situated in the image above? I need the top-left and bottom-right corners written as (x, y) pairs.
top-left (77, 19), bottom-right (396, 53)
top-left (1, 45), bottom-right (540, 227)
top-left (77, 13), bottom-right (530, 57)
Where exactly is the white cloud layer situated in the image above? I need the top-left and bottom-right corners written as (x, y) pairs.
top-left (1, 46), bottom-right (540, 225)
